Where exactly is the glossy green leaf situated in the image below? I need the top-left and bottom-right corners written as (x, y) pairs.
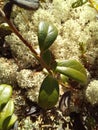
top-left (38, 21), bottom-right (58, 52)
top-left (57, 59), bottom-right (87, 76)
top-left (56, 66), bottom-right (87, 84)
top-left (41, 49), bottom-right (57, 70)
top-left (3, 114), bottom-right (17, 130)
top-left (41, 49), bottom-right (52, 66)
top-left (0, 84), bottom-right (12, 108)
top-left (0, 100), bottom-right (14, 130)
top-left (38, 75), bottom-right (59, 109)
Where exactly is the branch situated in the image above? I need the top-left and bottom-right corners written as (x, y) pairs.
top-left (0, 8), bottom-right (52, 74)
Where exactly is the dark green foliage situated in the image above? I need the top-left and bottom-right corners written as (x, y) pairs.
top-left (38, 22), bottom-right (87, 109)
top-left (38, 75), bottom-right (59, 109)
top-left (38, 21), bottom-right (58, 52)
top-left (41, 49), bottom-right (52, 67)
top-left (56, 59), bottom-right (87, 84)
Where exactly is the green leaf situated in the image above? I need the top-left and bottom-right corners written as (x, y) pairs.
top-left (0, 100), bottom-right (14, 130)
top-left (38, 21), bottom-right (58, 52)
top-left (72, 0), bottom-right (87, 8)
top-left (56, 59), bottom-right (87, 84)
top-left (2, 116), bottom-right (12, 130)
top-left (41, 49), bottom-right (57, 70)
top-left (0, 84), bottom-right (12, 108)
top-left (3, 114), bottom-right (17, 130)
top-left (57, 59), bottom-right (87, 76)
top-left (38, 75), bottom-right (59, 109)
top-left (56, 66), bottom-right (87, 84)
top-left (41, 49), bottom-right (52, 66)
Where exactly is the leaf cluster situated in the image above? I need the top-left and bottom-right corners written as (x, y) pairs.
top-left (37, 21), bottom-right (87, 109)
top-left (0, 84), bottom-right (17, 130)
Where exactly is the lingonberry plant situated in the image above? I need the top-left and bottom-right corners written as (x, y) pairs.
top-left (0, 1), bottom-right (89, 129)
top-left (0, 8), bottom-right (87, 110)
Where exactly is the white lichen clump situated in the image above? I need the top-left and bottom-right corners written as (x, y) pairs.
top-left (16, 69), bottom-right (35, 88)
top-left (86, 80), bottom-right (98, 105)
top-left (0, 58), bottom-right (18, 85)
top-left (16, 69), bottom-right (45, 88)
top-left (5, 34), bottom-right (38, 68)
top-left (16, 70), bottom-right (45, 101)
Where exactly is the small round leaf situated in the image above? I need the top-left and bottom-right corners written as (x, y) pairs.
top-left (38, 21), bottom-right (58, 52)
top-left (38, 75), bottom-right (59, 109)
top-left (56, 66), bottom-right (87, 84)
